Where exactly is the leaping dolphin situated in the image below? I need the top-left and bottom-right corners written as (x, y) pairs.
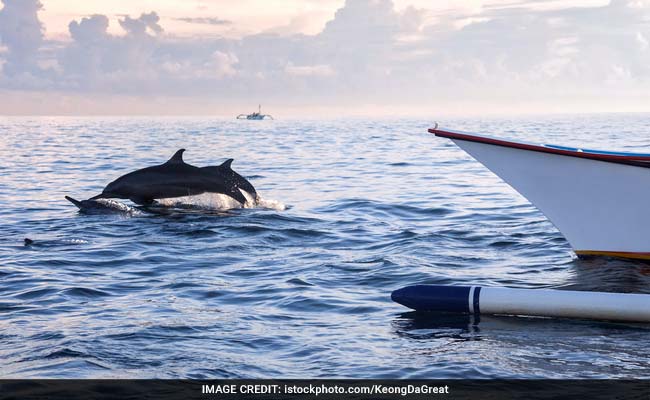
top-left (90, 149), bottom-right (252, 205)
top-left (201, 159), bottom-right (258, 203)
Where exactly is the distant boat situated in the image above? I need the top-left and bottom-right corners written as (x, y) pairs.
top-left (237, 105), bottom-right (273, 120)
top-left (431, 126), bottom-right (650, 260)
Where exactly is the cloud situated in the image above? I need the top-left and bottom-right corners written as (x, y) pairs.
top-left (0, 0), bottom-right (44, 76)
top-left (174, 17), bottom-right (231, 26)
top-left (211, 51), bottom-right (238, 78)
top-left (119, 12), bottom-right (163, 37)
top-left (69, 14), bottom-right (110, 43)
top-left (285, 62), bottom-right (335, 77)
top-left (60, 13), bottom-right (166, 92)
top-left (444, 0), bottom-right (650, 87)
top-left (2, 0), bottom-right (650, 114)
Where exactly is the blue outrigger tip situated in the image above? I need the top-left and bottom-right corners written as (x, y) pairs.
top-left (391, 285), bottom-right (479, 314)
top-left (392, 285), bottom-right (650, 323)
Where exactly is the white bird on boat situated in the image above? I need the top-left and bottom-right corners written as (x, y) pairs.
top-left (431, 126), bottom-right (650, 260)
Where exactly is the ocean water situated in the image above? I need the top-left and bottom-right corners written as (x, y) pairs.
top-left (1, 114), bottom-right (650, 378)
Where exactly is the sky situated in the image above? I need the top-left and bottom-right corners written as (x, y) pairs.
top-left (0, 0), bottom-right (649, 116)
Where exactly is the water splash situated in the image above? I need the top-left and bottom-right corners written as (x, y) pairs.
top-left (256, 196), bottom-right (287, 211)
top-left (94, 199), bottom-right (143, 215)
top-left (156, 190), bottom-right (286, 211)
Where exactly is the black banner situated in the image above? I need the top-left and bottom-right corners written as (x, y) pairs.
top-left (0, 380), bottom-right (648, 400)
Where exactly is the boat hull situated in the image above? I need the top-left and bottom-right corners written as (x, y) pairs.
top-left (432, 128), bottom-right (650, 257)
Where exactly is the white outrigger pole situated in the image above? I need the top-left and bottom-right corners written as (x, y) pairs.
top-left (392, 285), bottom-right (650, 322)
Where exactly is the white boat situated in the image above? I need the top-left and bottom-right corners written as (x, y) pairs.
top-left (236, 105), bottom-right (273, 120)
top-left (430, 126), bottom-right (650, 260)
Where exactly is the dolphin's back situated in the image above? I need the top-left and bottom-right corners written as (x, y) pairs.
top-left (104, 159), bottom-right (214, 201)
top-left (202, 159), bottom-right (258, 199)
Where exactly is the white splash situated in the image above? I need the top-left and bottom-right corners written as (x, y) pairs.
top-left (156, 190), bottom-right (286, 211)
top-left (255, 196), bottom-right (287, 211)
top-left (95, 198), bottom-right (142, 214)
top-left (66, 238), bottom-right (90, 244)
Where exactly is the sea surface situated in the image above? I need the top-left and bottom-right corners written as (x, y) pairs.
top-left (1, 114), bottom-right (650, 378)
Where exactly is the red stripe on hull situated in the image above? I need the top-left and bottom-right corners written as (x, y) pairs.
top-left (429, 128), bottom-right (650, 167)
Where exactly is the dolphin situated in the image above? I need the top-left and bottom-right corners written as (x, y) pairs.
top-left (65, 196), bottom-right (141, 214)
top-left (201, 159), bottom-right (258, 203)
top-left (91, 149), bottom-right (248, 205)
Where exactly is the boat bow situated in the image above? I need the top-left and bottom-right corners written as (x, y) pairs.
top-left (430, 126), bottom-right (650, 259)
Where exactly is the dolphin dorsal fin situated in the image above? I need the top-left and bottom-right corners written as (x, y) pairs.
top-left (220, 159), bottom-right (234, 170)
top-left (166, 149), bottom-right (186, 164)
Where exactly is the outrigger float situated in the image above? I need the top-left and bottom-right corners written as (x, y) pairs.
top-left (392, 285), bottom-right (650, 322)
top-left (430, 126), bottom-right (650, 261)
top-left (236, 105), bottom-right (273, 120)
